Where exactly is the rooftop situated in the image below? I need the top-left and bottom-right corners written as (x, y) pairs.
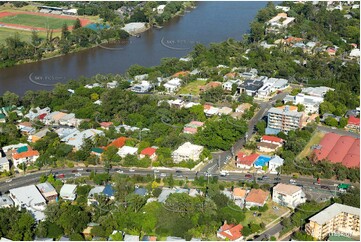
top-left (261, 135), bottom-right (283, 143)
top-left (141, 147), bottom-right (157, 156)
top-left (273, 183), bottom-right (302, 196)
top-left (268, 106), bottom-right (303, 118)
top-left (9, 185), bottom-right (46, 206)
top-left (245, 189), bottom-right (269, 205)
top-left (236, 152), bottom-right (259, 166)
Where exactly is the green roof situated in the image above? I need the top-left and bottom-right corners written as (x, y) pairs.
top-left (338, 183), bottom-right (350, 189)
top-left (91, 147), bottom-right (104, 153)
top-left (0, 113), bottom-right (5, 119)
top-left (328, 235), bottom-right (356, 241)
top-left (17, 146), bottom-right (29, 153)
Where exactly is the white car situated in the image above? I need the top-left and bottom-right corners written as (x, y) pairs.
top-left (5, 179), bottom-right (12, 183)
top-left (205, 173), bottom-right (212, 177)
top-left (220, 171), bottom-right (229, 176)
top-left (153, 169), bottom-right (160, 173)
top-left (290, 179), bottom-right (297, 184)
top-left (116, 170), bottom-right (124, 174)
top-left (129, 169), bottom-right (135, 172)
top-left (75, 173), bottom-right (82, 177)
top-left (160, 173), bottom-right (167, 177)
top-left (77, 168), bottom-right (84, 171)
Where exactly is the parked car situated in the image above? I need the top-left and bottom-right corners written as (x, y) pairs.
top-left (160, 173), bottom-right (167, 177)
top-left (175, 170), bottom-right (182, 174)
top-left (116, 170), bottom-right (124, 174)
top-left (321, 185), bottom-right (330, 190)
top-left (57, 174), bottom-right (65, 179)
top-left (290, 179), bottom-right (297, 184)
top-left (296, 184), bottom-right (304, 188)
top-left (153, 169), bottom-right (159, 173)
top-left (274, 177), bottom-right (281, 181)
top-left (75, 173), bottom-right (82, 177)
top-left (262, 175), bottom-right (269, 180)
top-left (220, 171), bottom-right (229, 176)
top-left (71, 170), bottom-right (77, 173)
top-left (85, 169), bottom-right (91, 172)
top-left (245, 174), bottom-right (253, 179)
top-left (5, 179), bottom-right (12, 183)
top-left (77, 168), bottom-right (83, 171)
top-left (129, 169), bottom-right (135, 172)
top-left (177, 174), bottom-right (183, 178)
top-left (257, 177), bottom-right (263, 181)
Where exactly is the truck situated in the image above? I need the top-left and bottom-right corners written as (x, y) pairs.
top-left (338, 183), bottom-right (353, 192)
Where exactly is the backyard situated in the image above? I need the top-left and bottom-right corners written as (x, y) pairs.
top-left (178, 79), bottom-right (207, 96)
top-left (297, 131), bottom-right (325, 160)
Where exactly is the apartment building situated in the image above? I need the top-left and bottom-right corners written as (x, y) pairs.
top-left (266, 106), bottom-right (303, 134)
top-left (172, 142), bottom-right (204, 163)
top-left (305, 203), bottom-right (360, 240)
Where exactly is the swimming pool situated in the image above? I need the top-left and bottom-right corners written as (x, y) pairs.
top-left (254, 155), bottom-right (271, 167)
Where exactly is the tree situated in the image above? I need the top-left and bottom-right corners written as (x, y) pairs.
top-left (338, 117), bottom-right (348, 128)
top-left (256, 120), bottom-right (266, 135)
top-left (61, 23), bottom-right (70, 40)
top-left (324, 116), bottom-right (338, 127)
top-left (2, 91), bottom-right (19, 106)
top-left (167, 173), bottom-right (175, 187)
top-left (73, 18), bottom-right (82, 30)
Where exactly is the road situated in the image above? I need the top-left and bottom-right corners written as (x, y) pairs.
top-left (201, 91), bottom-right (289, 173)
top-left (0, 166), bottom-right (346, 195)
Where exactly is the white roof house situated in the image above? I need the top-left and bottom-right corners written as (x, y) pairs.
top-left (9, 185), bottom-right (46, 221)
top-left (172, 142), bottom-right (204, 163)
top-left (350, 48), bottom-right (360, 58)
top-left (275, 5), bottom-right (290, 12)
top-left (164, 78), bottom-right (182, 93)
top-left (87, 186), bottom-right (105, 205)
top-left (157, 4), bottom-right (166, 14)
top-left (272, 183), bottom-right (306, 209)
top-left (222, 79), bottom-right (241, 91)
top-left (131, 81), bottom-right (152, 93)
top-left (308, 203), bottom-right (360, 225)
top-left (268, 155), bottom-right (284, 173)
top-left (60, 184), bottom-right (77, 201)
top-left (301, 86), bottom-right (334, 97)
top-left (0, 194), bottom-right (14, 208)
top-left (65, 129), bottom-right (104, 150)
top-left (25, 107), bottom-right (51, 121)
top-left (117, 146), bottom-right (138, 158)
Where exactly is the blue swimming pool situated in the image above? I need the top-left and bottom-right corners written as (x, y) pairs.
top-left (254, 155), bottom-right (271, 167)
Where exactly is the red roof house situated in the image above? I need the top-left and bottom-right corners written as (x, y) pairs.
top-left (106, 137), bottom-right (127, 149)
top-left (38, 113), bottom-right (47, 120)
top-left (245, 189), bottom-right (269, 208)
top-left (260, 135), bottom-right (284, 144)
top-left (140, 147), bottom-right (157, 161)
top-left (217, 222), bottom-right (243, 241)
top-left (235, 152), bottom-right (259, 169)
top-left (346, 116), bottom-right (360, 131)
top-left (100, 122), bottom-right (113, 129)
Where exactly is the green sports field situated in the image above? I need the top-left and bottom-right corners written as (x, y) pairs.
top-left (0, 14), bottom-right (76, 29)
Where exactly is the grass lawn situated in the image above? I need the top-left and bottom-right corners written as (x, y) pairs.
top-left (297, 131), bottom-right (325, 160)
top-left (178, 79), bottom-right (207, 96)
top-left (0, 14), bottom-right (76, 29)
top-left (241, 201), bottom-right (289, 226)
top-left (0, 27), bottom-right (53, 43)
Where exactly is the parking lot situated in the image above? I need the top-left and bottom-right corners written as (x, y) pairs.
top-left (303, 186), bottom-right (337, 203)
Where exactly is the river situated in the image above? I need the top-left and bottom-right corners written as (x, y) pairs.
top-left (0, 1), bottom-right (267, 95)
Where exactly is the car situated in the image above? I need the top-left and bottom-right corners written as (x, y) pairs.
top-left (5, 179), bottom-right (12, 183)
top-left (85, 169), bottom-right (91, 172)
top-left (177, 174), bottom-right (183, 178)
top-left (71, 170), bottom-right (77, 173)
top-left (220, 171), bottom-right (229, 177)
top-left (296, 184), bottom-right (304, 188)
top-left (274, 177), bottom-right (281, 181)
top-left (57, 174), bottom-right (65, 179)
top-left (116, 170), bottom-right (124, 174)
top-left (262, 175), bottom-right (269, 180)
top-left (77, 168), bottom-right (83, 171)
top-left (160, 173), bottom-right (167, 177)
top-left (331, 127), bottom-right (337, 130)
top-left (257, 177), bottom-right (263, 181)
top-left (75, 173), bottom-right (82, 177)
top-left (290, 179), bottom-right (297, 184)
top-left (205, 172), bottom-right (212, 177)
top-left (129, 169), bottom-right (135, 172)
top-left (153, 169), bottom-right (159, 173)
top-left (245, 174), bottom-right (253, 179)
top-left (313, 182), bottom-right (321, 185)
top-left (321, 185), bottom-right (330, 190)
top-left (175, 170), bottom-right (182, 174)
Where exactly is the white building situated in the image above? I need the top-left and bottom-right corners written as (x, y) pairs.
top-left (272, 183), bottom-right (306, 209)
top-left (25, 107), bottom-right (51, 121)
top-left (65, 129), bottom-right (104, 150)
top-left (0, 195), bottom-right (14, 208)
top-left (9, 185), bottom-right (46, 221)
top-left (60, 184), bottom-right (77, 201)
top-left (222, 79), bottom-right (241, 91)
top-left (172, 142), bottom-right (204, 163)
top-left (301, 86), bottom-right (334, 97)
top-left (131, 81), bottom-right (152, 93)
top-left (0, 157), bottom-right (10, 172)
top-left (164, 78), bottom-right (182, 93)
top-left (157, 4), bottom-right (166, 14)
top-left (284, 92), bottom-right (325, 114)
top-left (117, 146), bottom-right (138, 158)
top-left (275, 5), bottom-right (290, 12)
top-left (87, 186), bottom-right (105, 206)
top-left (107, 81), bottom-right (118, 89)
top-left (268, 155), bottom-right (284, 174)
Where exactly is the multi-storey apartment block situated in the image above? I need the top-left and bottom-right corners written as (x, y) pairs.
top-left (305, 203), bottom-right (360, 240)
top-left (266, 106), bottom-right (303, 134)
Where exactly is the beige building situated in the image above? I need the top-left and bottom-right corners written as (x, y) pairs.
top-left (267, 106), bottom-right (303, 133)
top-left (305, 203), bottom-right (360, 240)
top-left (272, 183), bottom-right (306, 209)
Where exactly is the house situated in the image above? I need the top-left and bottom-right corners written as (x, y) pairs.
top-left (17, 122), bottom-right (35, 135)
top-left (326, 47), bottom-right (337, 56)
top-left (36, 182), bottom-right (58, 202)
top-left (350, 48), bottom-right (360, 59)
top-left (172, 142), bottom-right (204, 163)
top-left (25, 107), bottom-right (51, 121)
top-left (275, 5), bottom-right (290, 11)
top-left (11, 146), bottom-right (40, 168)
top-left (65, 129), bottom-right (104, 150)
top-left (55, 127), bottom-right (80, 142)
top-left (164, 78), bottom-right (182, 93)
top-left (0, 195), bottom-right (14, 208)
top-left (29, 128), bottom-right (50, 142)
top-left (157, 4), bottom-right (166, 14)
top-left (9, 185), bottom-right (46, 221)
top-left (346, 116), bottom-right (360, 132)
top-left (84, 83), bottom-right (101, 89)
top-left (245, 189), bottom-right (269, 208)
top-left (235, 103), bottom-right (252, 113)
top-left (265, 78), bottom-right (289, 92)
top-left (140, 147), bottom-right (157, 161)
top-left (266, 13), bottom-right (295, 34)
top-left (218, 107), bottom-right (233, 116)
top-left (232, 188), bottom-right (247, 208)
top-left (42, 111), bottom-right (67, 125)
top-left (123, 235), bottom-right (139, 241)
top-left (268, 155), bottom-right (284, 173)
top-left (217, 222), bottom-right (243, 241)
top-left (301, 86), bottom-right (334, 97)
top-left (183, 121), bottom-right (204, 134)
top-left (172, 71), bottom-right (189, 78)
top-left (134, 187), bottom-right (148, 197)
top-left (237, 79), bottom-right (264, 96)
top-left (272, 183), bottom-right (306, 209)
top-left (117, 146), bottom-right (138, 158)
top-left (87, 186), bottom-right (105, 205)
top-left (107, 137), bottom-right (127, 149)
top-left (60, 184), bottom-right (77, 201)
top-left (0, 157), bottom-right (10, 172)
top-left (235, 152), bottom-right (259, 169)
top-left (99, 122), bottom-right (113, 130)
top-left (223, 79), bottom-right (241, 91)
top-left (258, 135), bottom-right (283, 152)
top-left (157, 188), bottom-right (202, 203)
top-left (305, 203), bottom-right (360, 240)
top-left (131, 81), bottom-right (152, 93)
top-left (107, 81), bottom-right (118, 89)
top-left (239, 69), bottom-right (258, 79)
